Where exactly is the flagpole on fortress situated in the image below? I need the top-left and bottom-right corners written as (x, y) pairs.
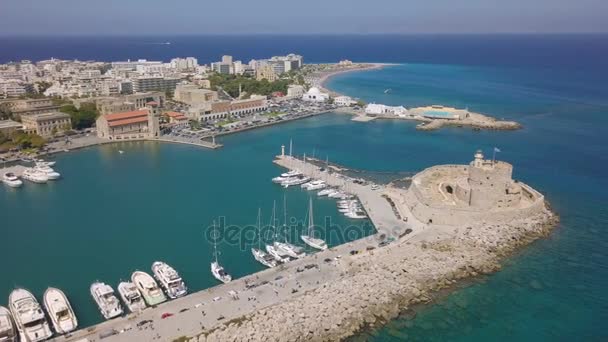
top-left (493, 147), bottom-right (501, 164)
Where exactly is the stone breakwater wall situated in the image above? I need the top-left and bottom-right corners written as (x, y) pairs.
top-left (184, 208), bottom-right (558, 342)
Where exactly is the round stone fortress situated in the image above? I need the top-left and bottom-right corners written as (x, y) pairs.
top-left (403, 150), bottom-right (546, 225)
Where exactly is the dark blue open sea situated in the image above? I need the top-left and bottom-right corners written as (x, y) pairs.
top-left (1, 35), bottom-right (607, 341)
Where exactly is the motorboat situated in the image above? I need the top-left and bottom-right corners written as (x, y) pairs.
top-left (317, 188), bottom-right (336, 196)
top-left (131, 272), bottom-right (167, 306)
top-left (90, 282), bottom-right (123, 319)
top-left (281, 170), bottom-right (301, 178)
top-left (301, 198), bottom-right (328, 250)
top-left (281, 176), bottom-right (310, 188)
top-left (0, 306), bottom-right (17, 342)
top-left (152, 261), bottom-right (187, 299)
top-left (210, 221), bottom-right (232, 283)
top-left (302, 180), bottom-right (326, 191)
top-left (21, 168), bottom-right (48, 184)
top-left (8, 289), bottom-right (53, 342)
top-left (43, 288), bottom-right (78, 334)
top-left (117, 282), bottom-right (147, 313)
top-left (36, 160), bottom-right (55, 167)
top-left (2, 173), bottom-right (22, 188)
top-left (33, 165), bottom-right (60, 180)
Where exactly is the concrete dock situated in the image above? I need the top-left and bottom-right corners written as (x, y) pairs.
top-left (53, 155), bottom-right (419, 342)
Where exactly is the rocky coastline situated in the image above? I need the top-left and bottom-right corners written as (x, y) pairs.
top-left (185, 205), bottom-right (558, 342)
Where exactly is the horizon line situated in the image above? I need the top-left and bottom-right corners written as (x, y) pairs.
top-left (0, 32), bottom-right (607, 38)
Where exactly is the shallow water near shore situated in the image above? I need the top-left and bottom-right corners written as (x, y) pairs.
top-left (1, 61), bottom-right (607, 340)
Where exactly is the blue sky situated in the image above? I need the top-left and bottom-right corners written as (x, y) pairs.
top-left (1, 0), bottom-right (607, 35)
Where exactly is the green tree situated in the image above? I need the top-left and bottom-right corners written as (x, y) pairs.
top-left (59, 102), bottom-right (98, 130)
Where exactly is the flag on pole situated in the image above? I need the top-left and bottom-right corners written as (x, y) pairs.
top-left (494, 147), bottom-right (501, 153)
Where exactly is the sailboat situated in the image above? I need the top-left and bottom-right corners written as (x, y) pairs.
top-left (210, 221), bottom-right (232, 283)
top-left (274, 195), bottom-right (306, 259)
top-left (265, 201), bottom-right (291, 263)
top-left (251, 209), bottom-right (278, 268)
top-left (300, 198), bottom-right (328, 250)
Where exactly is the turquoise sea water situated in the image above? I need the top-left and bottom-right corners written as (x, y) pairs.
top-left (329, 64), bottom-right (608, 341)
top-left (1, 61), bottom-right (607, 341)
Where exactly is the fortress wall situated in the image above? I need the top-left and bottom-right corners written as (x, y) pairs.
top-left (406, 181), bottom-right (545, 226)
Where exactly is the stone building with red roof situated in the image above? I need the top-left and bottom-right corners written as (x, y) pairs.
top-left (95, 102), bottom-right (160, 140)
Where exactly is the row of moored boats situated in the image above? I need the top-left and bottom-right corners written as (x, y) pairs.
top-left (273, 169), bottom-right (368, 220)
top-left (2, 160), bottom-right (60, 189)
top-left (0, 261), bottom-right (186, 342)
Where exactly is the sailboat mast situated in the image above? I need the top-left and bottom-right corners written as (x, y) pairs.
top-left (257, 208), bottom-right (262, 250)
top-left (213, 221), bottom-right (218, 263)
top-left (308, 198), bottom-right (314, 237)
top-left (283, 194), bottom-right (288, 243)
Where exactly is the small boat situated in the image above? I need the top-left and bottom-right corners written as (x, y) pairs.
top-left (281, 170), bottom-right (301, 178)
top-left (251, 209), bottom-right (278, 268)
top-left (36, 160), bottom-right (55, 167)
top-left (43, 288), bottom-right (78, 334)
top-left (90, 282), bottom-right (123, 320)
top-left (301, 180), bottom-right (326, 191)
top-left (131, 272), bottom-right (167, 306)
top-left (210, 221), bottom-right (232, 283)
top-left (21, 168), bottom-right (48, 184)
top-left (152, 261), bottom-right (187, 299)
top-left (117, 282), bottom-right (147, 313)
top-left (281, 176), bottom-right (310, 188)
top-left (274, 241), bottom-right (306, 259)
top-left (9, 289), bottom-right (53, 342)
top-left (2, 173), bottom-right (23, 188)
top-left (301, 198), bottom-right (328, 250)
top-left (384, 88), bottom-right (391, 94)
top-left (344, 207), bottom-right (367, 219)
top-left (0, 306), bottom-right (17, 342)
top-left (119, 150), bottom-right (124, 154)
top-left (317, 188), bottom-right (336, 196)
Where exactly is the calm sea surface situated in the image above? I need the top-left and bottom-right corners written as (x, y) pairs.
top-left (1, 35), bottom-right (607, 340)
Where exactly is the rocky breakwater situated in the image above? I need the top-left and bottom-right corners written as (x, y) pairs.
top-left (416, 111), bottom-right (522, 131)
top-left (183, 206), bottom-right (557, 342)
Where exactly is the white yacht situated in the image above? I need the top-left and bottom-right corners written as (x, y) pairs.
top-left (281, 176), bottom-right (310, 188)
top-left (35, 160), bottom-right (55, 167)
top-left (2, 173), bottom-right (22, 188)
top-left (274, 241), bottom-right (306, 259)
top-left (152, 262), bottom-right (187, 299)
top-left (210, 221), bottom-right (232, 283)
top-left (8, 289), bottom-right (53, 342)
top-left (131, 272), bottom-right (167, 306)
top-left (251, 209), bottom-right (278, 268)
top-left (90, 282), bottom-right (123, 320)
top-left (281, 170), bottom-right (302, 178)
top-left (0, 306), bottom-right (17, 342)
top-left (344, 207), bottom-right (368, 219)
top-left (301, 180), bottom-right (326, 191)
top-left (117, 282), bottom-right (146, 313)
top-left (301, 198), bottom-right (328, 250)
top-left (33, 165), bottom-right (60, 180)
top-left (21, 169), bottom-right (48, 184)
top-left (43, 288), bottom-right (77, 334)
top-left (317, 188), bottom-right (336, 196)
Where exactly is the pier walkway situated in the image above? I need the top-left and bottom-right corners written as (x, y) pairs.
top-left (274, 155), bottom-right (419, 238)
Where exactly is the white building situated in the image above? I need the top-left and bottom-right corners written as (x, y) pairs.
top-left (365, 103), bottom-right (408, 116)
top-left (302, 87), bottom-right (329, 102)
top-left (334, 96), bottom-right (356, 106)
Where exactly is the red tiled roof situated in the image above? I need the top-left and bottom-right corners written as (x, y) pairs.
top-left (165, 111), bottom-right (183, 118)
top-left (105, 109), bottom-right (148, 121)
top-left (108, 116), bottom-right (148, 127)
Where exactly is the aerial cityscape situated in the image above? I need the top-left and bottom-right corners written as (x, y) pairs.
top-left (0, 1), bottom-right (607, 342)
